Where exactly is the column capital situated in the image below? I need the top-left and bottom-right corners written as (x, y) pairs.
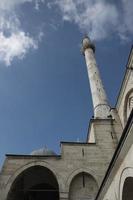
top-left (60, 191), bottom-right (69, 200)
top-left (81, 36), bottom-right (95, 55)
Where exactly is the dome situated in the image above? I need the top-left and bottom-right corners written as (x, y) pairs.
top-left (30, 147), bottom-right (56, 156)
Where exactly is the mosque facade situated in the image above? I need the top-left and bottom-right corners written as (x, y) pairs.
top-left (0, 37), bottom-right (133, 200)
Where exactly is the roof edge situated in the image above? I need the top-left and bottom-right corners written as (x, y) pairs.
top-left (5, 154), bottom-right (61, 158)
top-left (115, 45), bottom-right (133, 109)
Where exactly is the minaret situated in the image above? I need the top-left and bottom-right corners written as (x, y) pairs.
top-left (82, 36), bottom-right (110, 119)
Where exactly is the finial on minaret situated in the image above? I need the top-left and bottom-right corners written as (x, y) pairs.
top-left (81, 35), bottom-right (95, 54)
top-left (81, 36), bottom-right (110, 119)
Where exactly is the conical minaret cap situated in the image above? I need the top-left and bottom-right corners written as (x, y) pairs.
top-left (82, 36), bottom-right (95, 54)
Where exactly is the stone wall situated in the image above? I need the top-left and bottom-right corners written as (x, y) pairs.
top-left (0, 118), bottom-right (116, 200)
top-left (95, 112), bottom-right (133, 200)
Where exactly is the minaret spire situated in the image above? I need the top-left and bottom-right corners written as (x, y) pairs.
top-left (82, 36), bottom-right (110, 119)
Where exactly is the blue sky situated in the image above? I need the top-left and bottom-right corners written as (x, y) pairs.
top-left (0, 0), bottom-right (132, 166)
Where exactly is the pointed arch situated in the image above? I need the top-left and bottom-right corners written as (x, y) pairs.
top-left (119, 167), bottom-right (133, 200)
top-left (123, 88), bottom-right (133, 125)
top-left (66, 168), bottom-right (99, 190)
top-left (5, 161), bottom-right (60, 200)
top-left (69, 171), bottom-right (98, 200)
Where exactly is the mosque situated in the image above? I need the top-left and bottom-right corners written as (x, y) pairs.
top-left (0, 36), bottom-right (133, 200)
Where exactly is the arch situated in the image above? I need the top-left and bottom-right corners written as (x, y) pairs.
top-left (5, 161), bottom-right (60, 200)
top-left (66, 168), bottom-right (99, 191)
top-left (7, 165), bottom-right (59, 200)
top-left (119, 167), bottom-right (133, 200)
top-left (69, 172), bottom-right (98, 200)
top-left (123, 88), bottom-right (133, 125)
top-left (122, 177), bottom-right (133, 200)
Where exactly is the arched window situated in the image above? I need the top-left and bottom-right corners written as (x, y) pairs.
top-left (122, 177), bottom-right (133, 200)
top-left (69, 172), bottom-right (98, 200)
top-left (124, 89), bottom-right (133, 125)
top-left (126, 94), bottom-right (133, 118)
top-left (7, 165), bottom-right (59, 200)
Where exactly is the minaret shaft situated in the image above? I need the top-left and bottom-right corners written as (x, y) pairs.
top-left (82, 37), bottom-right (110, 118)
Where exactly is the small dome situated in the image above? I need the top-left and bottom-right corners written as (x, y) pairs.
top-left (30, 147), bottom-right (56, 156)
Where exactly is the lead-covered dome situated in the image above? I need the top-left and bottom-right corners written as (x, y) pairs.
top-left (30, 147), bottom-right (56, 156)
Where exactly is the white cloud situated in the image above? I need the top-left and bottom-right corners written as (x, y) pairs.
top-left (0, 0), bottom-right (31, 10)
top-left (0, 32), bottom-right (37, 66)
top-left (54, 0), bottom-right (133, 41)
top-left (0, 0), bottom-right (45, 66)
top-left (0, 0), bottom-right (45, 11)
top-left (119, 0), bottom-right (133, 40)
top-left (34, 0), bottom-right (45, 10)
top-left (0, 0), bottom-right (131, 66)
